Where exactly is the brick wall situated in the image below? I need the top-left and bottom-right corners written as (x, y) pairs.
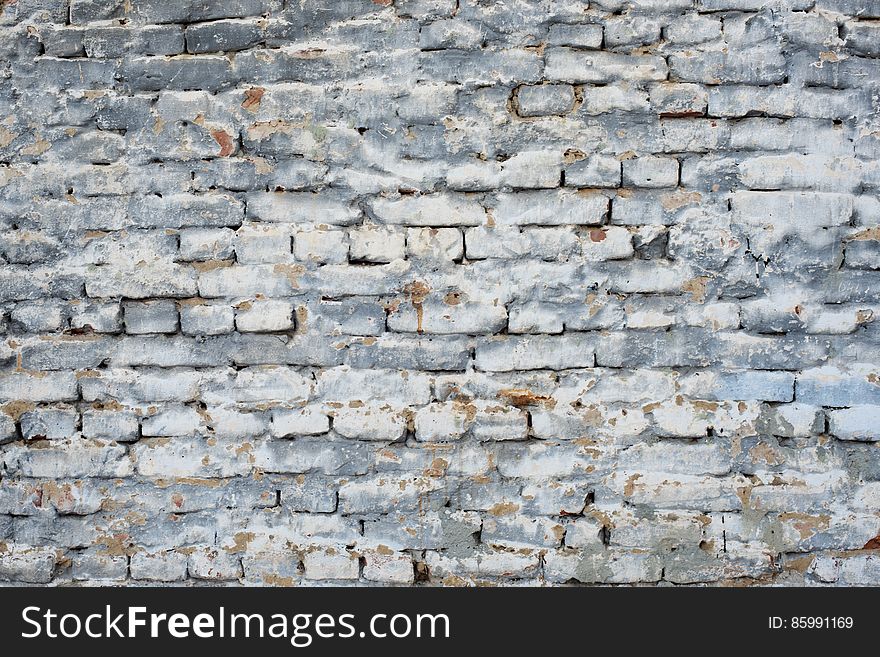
top-left (1, 0), bottom-right (879, 586)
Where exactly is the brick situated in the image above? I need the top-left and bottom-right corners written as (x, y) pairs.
top-left (605, 15), bottom-right (661, 48)
top-left (466, 226), bottom-right (579, 260)
top-left (234, 223), bottom-right (291, 264)
top-left (10, 300), bottom-right (66, 333)
top-left (0, 371), bottom-right (78, 402)
top-left (622, 156), bottom-right (679, 188)
top-left (0, 546), bottom-right (56, 583)
top-left (129, 194), bottom-right (244, 229)
top-left (732, 191), bottom-right (853, 228)
top-left (829, 406), bottom-right (880, 442)
top-left (581, 226), bottom-right (634, 260)
top-left (3, 439), bottom-right (131, 478)
top-left (252, 438), bottom-right (372, 476)
top-left (20, 407), bottom-right (78, 440)
top-left (123, 299), bottom-right (178, 334)
top-left (316, 367), bottom-right (430, 405)
top-left (69, 301), bottom-right (123, 333)
top-left (664, 13), bottom-right (721, 44)
top-left (141, 406), bottom-right (203, 437)
top-left (84, 25), bottom-right (184, 57)
top-left (406, 227), bottom-right (463, 263)
top-left (331, 403), bottom-right (408, 441)
top-left (669, 48), bottom-right (786, 84)
top-left (362, 550), bottom-right (414, 584)
top-left (388, 300), bottom-right (506, 335)
top-left (188, 546), bottom-right (242, 580)
top-left (339, 475), bottom-right (445, 513)
top-left (419, 49), bottom-right (542, 85)
top-left (235, 299), bottom-right (294, 332)
top-left (132, 436), bottom-right (252, 477)
top-left (270, 406), bottom-right (330, 437)
top-left (81, 409), bottom-right (140, 441)
top-left (491, 190), bottom-right (609, 226)
top-left (86, 264), bottom-right (198, 299)
top-left (246, 192), bottom-right (360, 225)
top-left (796, 365), bottom-right (880, 407)
top-left (80, 368), bottom-right (202, 403)
top-left (302, 548), bottom-right (359, 581)
top-left (345, 334), bottom-right (471, 370)
top-left (186, 19), bottom-right (263, 54)
top-left (547, 23), bottom-right (603, 48)
top-left (202, 366), bottom-right (311, 404)
top-left (368, 194), bottom-right (485, 227)
top-left (677, 370), bottom-right (795, 402)
top-left (545, 48), bottom-right (668, 83)
top-left (72, 551), bottom-right (128, 581)
top-left (615, 472), bottom-right (749, 511)
top-left (293, 229), bottom-right (349, 264)
top-left (650, 83), bottom-right (708, 117)
top-left (650, 399), bottom-right (760, 439)
top-left (130, 551), bottom-right (188, 582)
top-left (515, 84), bottom-right (576, 117)
top-left (348, 225), bottom-right (406, 263)
top-left (425, 549), bottom-right (539, 581)
top-left (475, 335), bottom-right (595, 372)
top-left (482, 515), bottom-right (565, 549)
top-left (563, 154), bottom-right (620, 188)
top-left (180, 303), bottom-right (235, 336)
top-left (311, 298), bottom-right (385, 336)
top-left (279, 475), bottom-right (338, 512)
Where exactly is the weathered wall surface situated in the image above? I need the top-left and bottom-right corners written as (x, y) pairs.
top-left (0, 0), bottom-right (879, 586)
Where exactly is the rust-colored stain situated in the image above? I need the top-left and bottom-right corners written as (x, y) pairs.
top-left (262, 573), bottom-right (297, 586)
top-left (779, 513), bottom-right (830, 540)
top-left (588, 228), bottom-right (606, 242)
top-left (849, 226), bottom-right (880, 241)
top-left (210, 128), bottom-right (235, 156)
top-left (453, 398), bottom-right (478, 423)
top-left (2, 400), bottom-right (34, 420)
top-left (242, 86), bottom-right (265, 110)
top-left (488, 502), bottom-right (519, 516)
top-left (498, 388), bottom-right (556, 409)
top-left (404, 280), bottom-right (430, 333)
top-left (563, 148), bottom-right (586, 164)
top-left (95, 533), bottom-right (133, 557)
top-left (682, 275), bottom-right (711, 303)
top-left (749, 443), bottom-right (783, 466)
top-left (623, 473), bottom-right (643, 497)
top-left (660, 190), bottom-right (701, 211)
top-left (424, 457), bottom-right (448, 477)
top-left (225, 531), bottom-right (256, 554)
top-left (863, 535), bottom-right (880, 550)
top-left (273, 263), bottom-right (305, 288)
top-left (42, 481), bottom-right (77, 511)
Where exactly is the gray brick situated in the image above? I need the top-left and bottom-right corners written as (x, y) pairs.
top-left (515, 84), bottom-right (576, 117)
top-left (123, 300), bottom-right (179, 334)
top-left (186, 19), bottom-right (264, 54)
